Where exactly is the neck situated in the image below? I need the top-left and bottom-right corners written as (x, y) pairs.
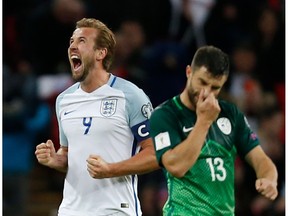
top-left (180, 91), bottom-right (196, 111)
top-left (81, 71), bottom-right (110, 93)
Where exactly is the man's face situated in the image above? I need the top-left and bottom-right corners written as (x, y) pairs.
top-left (186, 66), bottom-right (227, 108)
top-left (68, 27), bottom-right (98, 82)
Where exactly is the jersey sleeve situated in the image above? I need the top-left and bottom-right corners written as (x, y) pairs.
top-left (234, 106), bottom-right (260, 158)
top-left (125, 87), bottom-right (153, 142)
top-left (55, 83), bottom-right (79, 147)
top-left (55, 93), bottom-right (68, 147)
top-left (150, 107), bottom-right (182, 166)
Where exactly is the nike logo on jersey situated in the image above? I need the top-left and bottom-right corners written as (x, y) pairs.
top-left (183, 126), bottom-right (194, 133)
top-left (64, 110), bottom-right (76, 115)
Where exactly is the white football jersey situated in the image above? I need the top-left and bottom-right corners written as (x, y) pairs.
top-left (55, 74), bottom-right (153, 216)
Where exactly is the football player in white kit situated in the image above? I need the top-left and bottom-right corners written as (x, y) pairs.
top-left (35, 18), bottom-right (159, 216)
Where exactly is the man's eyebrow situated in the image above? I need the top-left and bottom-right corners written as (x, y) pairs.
top-left (70, 36), bottom-right (87, 41)
top-left (199, 77), bottom-right (222, 88)
top-left (198, 77), bottom-right (208, 84)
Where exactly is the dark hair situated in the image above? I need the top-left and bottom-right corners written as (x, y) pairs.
top-left (76, 18), bottom-right (116, 71)
top-left (191, 45), bottom-right (230, 77)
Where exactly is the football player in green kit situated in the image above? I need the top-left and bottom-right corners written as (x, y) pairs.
top-left (150, 45), bottom-right (278, 216)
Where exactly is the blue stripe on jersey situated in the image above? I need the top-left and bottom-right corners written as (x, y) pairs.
top-left (132, 175), bottom-right (139, 216)
top-left (131, 137), bottom-right (138, 157)
top-left (131, 138), bottom-right (139, 216)
top-left (110, 75), bottom-right (117, 87)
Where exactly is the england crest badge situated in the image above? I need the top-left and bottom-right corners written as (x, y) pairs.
top-left (100, 99), bottom-right (117, 117)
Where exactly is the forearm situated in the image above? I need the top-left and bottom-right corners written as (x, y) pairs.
top-left (49, 153), bottom-right (68, 173)
top-left (245, 146), bottom-right (278, 200)
top-left (256, 157), bottom-right (278, 183)
top-left (162, 121), bottom-right (210, 177)
top-left (245, 146), bottom-right (278, 183)
top-left (108, 146), bottom-right (159, 177)
top-left (49, 147), bottom-right (68, 173)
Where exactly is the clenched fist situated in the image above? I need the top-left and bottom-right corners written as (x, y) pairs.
top-left (35, 140), bottom-right (56, 167)
top-left (87, 155), bottom-right (111, 179)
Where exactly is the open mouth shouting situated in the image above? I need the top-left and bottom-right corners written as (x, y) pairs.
top-left (71, 55), bottom-right (83, 73)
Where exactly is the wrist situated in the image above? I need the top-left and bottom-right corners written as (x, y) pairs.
top-left (195, 120), bottom-right (212, 131)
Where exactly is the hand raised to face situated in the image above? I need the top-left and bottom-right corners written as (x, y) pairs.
top-left (196, 89), bottom-right (221, 126)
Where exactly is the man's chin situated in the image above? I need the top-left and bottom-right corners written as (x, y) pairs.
top-left (72, 73), bottom-right (84, 82)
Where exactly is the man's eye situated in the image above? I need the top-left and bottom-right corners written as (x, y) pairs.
top-left (212, 86), bottom-right (220, 91)
top-left (200, 80), bottom-right (207, 85)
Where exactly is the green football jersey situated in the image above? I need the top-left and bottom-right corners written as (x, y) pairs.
top-left (150, 95), bottom-right (259, 216)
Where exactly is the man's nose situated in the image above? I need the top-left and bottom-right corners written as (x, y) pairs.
top-left (69, 41), bottom-right (77, 50)
top-left (202, 87), bottom-right (211, 98)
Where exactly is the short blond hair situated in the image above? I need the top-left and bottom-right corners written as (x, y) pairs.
top-left (76, 18), bottom-right (116, 71)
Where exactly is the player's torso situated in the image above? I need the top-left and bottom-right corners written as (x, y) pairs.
top-left (163, 99), bottom-right (237, 215)
top-left (177, 108), bottom-right (237, 151)
top-left (57, 81), bottom-right (142, 216)
top-left (59, 84), bottom-right (133, 160)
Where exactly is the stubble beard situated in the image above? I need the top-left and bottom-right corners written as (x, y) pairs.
top-left (187, 87), bottom-right (198, 110)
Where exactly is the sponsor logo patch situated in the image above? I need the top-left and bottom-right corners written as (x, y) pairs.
top-left (250, 132), bottom-right (258, 140)
top-left (155, 132), bottom-right (171, 150)
top-left (217, 117), bottom-right (232, 135)
top-left (141, 102), bottom-right (153, 118)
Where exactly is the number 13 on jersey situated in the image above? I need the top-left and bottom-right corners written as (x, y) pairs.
top-left (206, 157), bottom-right (227, 181)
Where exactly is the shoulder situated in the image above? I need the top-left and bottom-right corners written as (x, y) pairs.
top-left (219, 99), bottom-right (241, 114)
top-left (151, 98), bottom-right (176, 120)
top-left (111, 75), bottom-right (146, 96)
top-left (110, 75), bottom-right (151, 105)
top-left (56, 82), bottom-right (79, 103)
top-left (218, 99), bottom-right (247, 127)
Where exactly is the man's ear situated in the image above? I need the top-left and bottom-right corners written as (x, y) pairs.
top-left (186, 65), bottom-right (192, 78)
top-left (96, 48), bottom-right (107, 60)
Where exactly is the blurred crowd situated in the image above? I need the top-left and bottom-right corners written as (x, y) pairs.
top-left (3, 0), bottom-right (285, 215)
